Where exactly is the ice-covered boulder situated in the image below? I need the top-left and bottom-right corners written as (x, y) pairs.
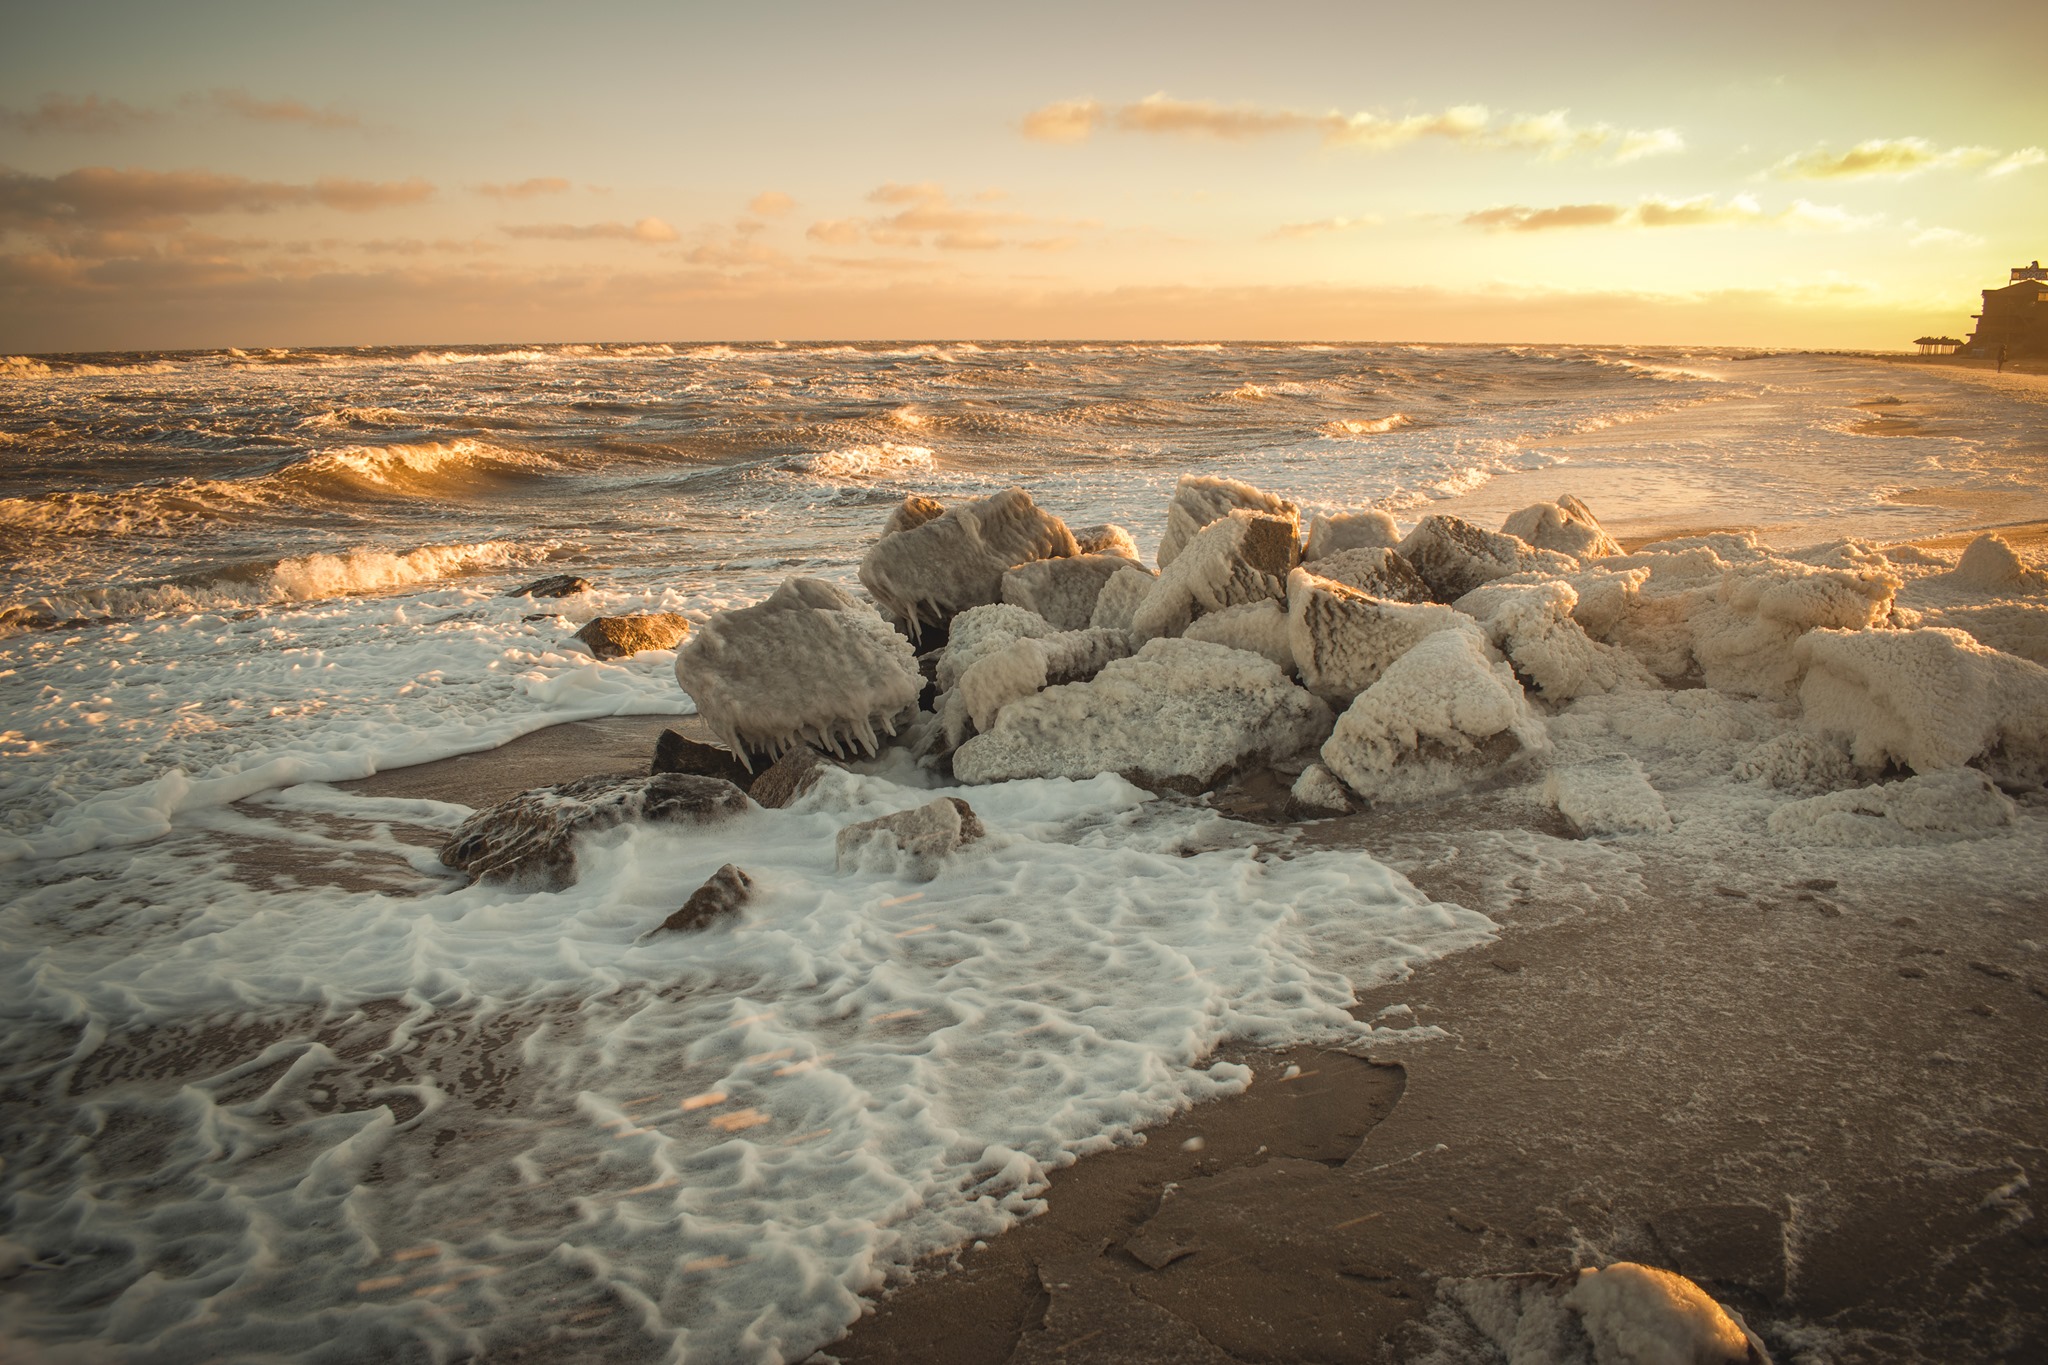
top-left (1321, 629), bottom-right (1547, 803)
top-left (1397, 515), bottom-right (1578, 602)
top-left (1919, 603), bottom-right (2048, 667)
top-left (1072, 523), bottom-right (1141, 560)
top-left (1001, 554), bottom-right (1141, 631)
top-left (934, 603), bottom-right (1062, 691)
top-left (1767, 769), bottom-right (2017, 846)
top-left (1131, 509), bottom-right (1299, 641)
top-left (1303, 509), bottom-right (1401, 561)
top-left (1501, 494), bottom-right (1622, 560)
top-left (1455, 579), bottom-right (1655, 700)
top-left (1687, 559), bottom-right (1899, 699)
top-left (835, 797), bottom-right (985, 880)
top-left (880, 493), bottom-right (947, 538)
top-left (1088, 564), bottom-right (1159, 632)
top-left (677, 576), bottom-right (923, 768)
top-left (1545, 758), bottom-right (1671, 836)
top-left (1563, 1263), bottom-right (1769, 1365)
top-left (1286, 567), bottom-right (1480, 705)
top-left (858, 487), bottom-right (1078, 638)
top-left (1300, 546), bottom-right (1431, 603)
top-left (1184, 599), bottom-right (1294, 673)
top-left (1156, 474), bottom-right (1297, 568)
top-left (1794, 626), bottom-right (2048, 786)
top-left (958, 628), bottom-right (1134, 730)
top-left (952, 637), bottom-right (1334, 792)
top-left (1948, 532), bottom-right (2048, 595)
top-left (1289, 762), bottom-right (1353, 815)
top-left (441, 773), bottom-right (752, 889)
top-left (575, 612), bottom-right (690, 660)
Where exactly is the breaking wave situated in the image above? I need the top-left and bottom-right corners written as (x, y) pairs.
top-left (780, 443), bottom-right (937, 481)
top-left (1321, 414), bottom-right (1414, 437)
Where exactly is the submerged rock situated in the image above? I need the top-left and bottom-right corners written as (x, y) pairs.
top-left (1287, 567), bottom-right (1478, 705)
top-left (952, 637), bottom-right (1333, 792)
top-left (1396, 515), bottom-right (1577, 602)
top-left (651, 729), bottom-right (755, 786)
top-left (1303, 509), bottom-right (1401, 561)
top-left (835, 797), bottom-right (985, 880)
top-left (508, 573), bottom-right (594, 599)
top-left (575, 612), bottom-right (690, 660)
top-left (749, 744), bottom-right (841, 809)
top-left (677, 576), bottom-right (922, 767)
top-left (1131, 509), bottom-right (1299, 640)
top-left (1501, 494), bottom-right (1622, 560)
top-left (858, 487), bottom-right (1078, 638)
top-left (1002, 554), bottom-right (1141, 631)
top-left (441, 773), bottom-right (752, 889)
top-left (1156, 474), bottom-right (1297, 569)
top-left (651, 864), bottom-right (753, 934)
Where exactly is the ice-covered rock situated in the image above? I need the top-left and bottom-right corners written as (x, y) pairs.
top-left (1300, 546), bottom-right (1431, 603)
top-left (858, 487), bottom-right (1078, 637)
top-left (1455, 579), bottom-right (1655, 700)
top-left (575, 612), bottom-right (690, 660)
top-left (1002, 554), bottom-right (1142, 631)
top-left (958, 628), bottom-right (1135, 730)
top-left (1766, 769), bottom-right (2017, 846)
top-left (1563, 1262), bottom-right (1768, 1365)
top-left (1949, 532), bottom-right (2048, 595)
top-left (1072, 523), bottom-right (1141, 560)
top-left (1501, 494), bottom-right (1622, 560)
top-left (880, 493), bottom-right (947, 538)
top-left (1289, 762), bottom-right (1353, 815)
top-left (677, 576), bottom-right (923, 767)
top-left (1184, 599), bottom-right (1294, 673)
top-left (934, 603), bottom-right (1062, 691)
top-left (441, 773), bottom-right (752, 889)
top-left (952, 637), bottom-right (1334, 791)
top-left (1088, 564), bottom-right (1159, 632)
top-left (1397, 515), bottom-right (1578, 602)
top-left (1920, 603), bottom-right (2048, 667)
top-left (1156, 474), bottom-right (1297, 569)
top-left (1732, 731), bottom-right (1858, 795)
top-left (1131, 509), bottom-right (1299, 641)
top-left (1545, 758), bottom-right (1672, 836)
top-left (650, 864), bottom-right (753, 934)
top-left (1794, 626), bottom-right (2048, 786)
top-left (1303, 509), bottom-right (1401, 561)
top-left (1688, 559), bottom-right (1898, 698)
top-left (1286, 567), bottom-right (1480, 705)
top-left (1321, 629), bottom-right (1547, 803)
top-left (835, 797), bottom-right (986, 880)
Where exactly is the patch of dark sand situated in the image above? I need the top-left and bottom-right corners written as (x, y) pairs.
top-left (1847, 415), bottom-right (1927, 436)
top-left (831, 782), bottom-right (2047, 1364)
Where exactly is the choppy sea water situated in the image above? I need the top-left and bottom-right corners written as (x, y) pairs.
top-left (1, 342), bottom-right (2042, 1362)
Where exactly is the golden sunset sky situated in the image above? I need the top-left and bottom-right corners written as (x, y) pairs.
top-left (3, 0), bottom-right (2042, 351)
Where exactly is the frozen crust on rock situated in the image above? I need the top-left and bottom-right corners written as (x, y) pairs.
top-left (1299, 546), bottom-right (1432, 603)
top-left (1948, 532), bottom-right (2048, 595)
top-left (1286, 567), bottom-right (1480, 705)
top-left (951, 637), bottom-right (1334, 791)
top-left (1156, 474), bottom-right (1298, 569)
top-left (880, 493), bottom-right (946, 538)
top-left (1131, 509), bottom-right (1299, 641)
top-left (1071, 523), bottom-right (1141, 560)
top-left (1289, 762), bottom-right (1353, 815)
top-left (858, 487), bottom-right (1079, 637)
top-left (1545, 758), bottom-right (1672, 836)
top-left (1303, 509), bottom-right (1401, 561)
top-left (1184, 599), bottom-right (1294, 673)
top-left (1794, 626), bottom-right (2048, 787)
top-left (1766, 769), bottom-right (2017, 846)
top-left (1562, 1263), bottom-right (1768, 1365)
top-left (1501, 494), bottom-right (1622, 561)
top-left (1455, 580), bottom-right (1656, 700)
top-left (1002, 554), bottom-right (1141, 631)
top-left (1087, 564), bottom-right (1160, 632)
top-left (934, 603), bottom-right (1061, 692)
top-left (1321, 629), bottom-right (1548, 803)
top-left (1687, 560), bottom-right (1899, 699)
top-left (1397, 515), bottom-right (1578, 602)
top-left (958, 628), bottom-right (1135, 730)
top-left (676, 576), bottom-right (924, 768)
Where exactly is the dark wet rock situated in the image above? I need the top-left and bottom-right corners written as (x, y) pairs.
top-left (508, 573), bottom-right (594, 599)
top-left (651, 864), bottom-right (753, 934)
top-left (651, 729), bottom-right (754, 786)
top-left (835, 797), bottom-right (985, 880)
top-left (748, 744), bottom-right (840, 809)
top-left (440, 772), bottom-right (751, 888)
top-left (574, 612), bottom-right (690, 660)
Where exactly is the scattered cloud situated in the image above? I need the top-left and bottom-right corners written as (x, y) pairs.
top-left (312, 178), bottom-right (435, 212)
top-left (1020, 92), bottom-right (1682, 163)
top-left (1908, 224), bottom-right (1986, 249)
top-left (1769, 136), bottom-right (2043, 180)
top-left (0, 166), bottom-right (434, 232)
top-left (476, 177), bottom-right (572, 199)
top-left (0, 94), bottom-right (157, 135)
top-left (749, 191), bottom-right (796, 217)
top-left (202, 89), bottom-right (361, 130)
top-left (502, 217), bottom-right (679, 243)
top-left (1465, 193), bottom-right (1873, 232)
top-left (804, 183), bottom-right (1050, 252)
top-left (1270, 215), bottom-right (1384, 240)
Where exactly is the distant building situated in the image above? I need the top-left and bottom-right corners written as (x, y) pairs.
top-left (1962, 259), bottom-right (2048, 358)
top-left (1914, 336), bottom-right (1964, 355)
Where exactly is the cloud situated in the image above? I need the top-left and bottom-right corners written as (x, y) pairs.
top-left (0, 166), bottom-right (434, 232)
top-left (0, 94), bottom-right (156, 135)
top-left (1768, 136), bottom-right (2040, 180)
top-left (805, 219), bottom-right (864, 246)
top-left (1270, 215), bottom-right (1384, 239)
top-left (748, 191), bottom-right (796, 217)
top-left (1908, 225), bottom-right (1985, 249)
top-left (476, 177), bottom-right (572, 199)
top-left (1021, 93), bottom-right (1682, 163)
top-left (805, 184), bottom-right (1042, 251)
top-left (502, 217), bottom-right (679, 243)
top-left (1465, 194), bottom-right (1871, 232)
top-left (203, 90), bottom-right (361, 130)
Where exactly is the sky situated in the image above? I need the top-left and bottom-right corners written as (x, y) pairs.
top-left (2, 0), bottom-right (2043, 351)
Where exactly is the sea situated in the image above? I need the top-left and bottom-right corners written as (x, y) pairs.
top-left (1, 342), bottom-right (2042, 1363)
